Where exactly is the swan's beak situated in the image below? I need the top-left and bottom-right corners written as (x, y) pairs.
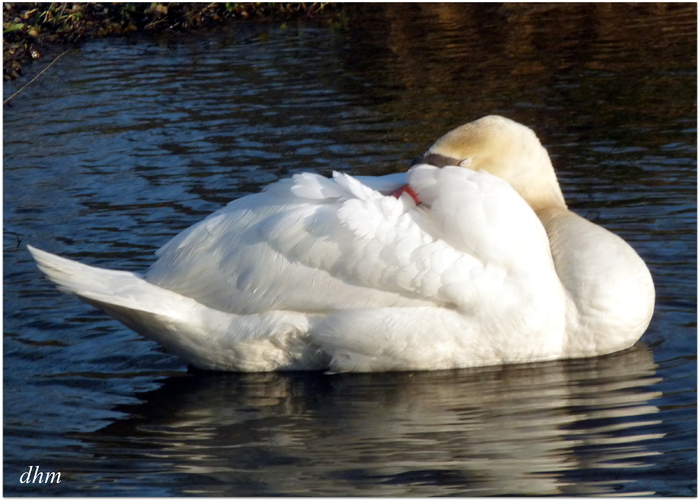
top-left (390, 184), bottom-right (421, 204)
top-left (410, 152), bottom-right (461, 168)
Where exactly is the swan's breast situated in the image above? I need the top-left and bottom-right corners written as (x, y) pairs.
top-left (539, 208), bottom-right (655, 357)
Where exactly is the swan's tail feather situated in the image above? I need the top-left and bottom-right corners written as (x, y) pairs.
top-left (28, 245), bottom-right (193, 317)
top-left (27, 245), bottom-right (229, 364)
top-left (27, 246), bottom-right (322, 371)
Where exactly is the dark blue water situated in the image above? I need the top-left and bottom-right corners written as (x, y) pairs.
top-left (4, 4), bottom-right (696, 496)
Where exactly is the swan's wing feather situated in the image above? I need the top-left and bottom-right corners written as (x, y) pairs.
top-left (330, 195), bottom-right (473, 300)
top-left (290, 172), bottom-right (345, 200)
top-left (146, 167), bottom-right (552, 315)
top-left (145, 173), bottom-right (439, 314)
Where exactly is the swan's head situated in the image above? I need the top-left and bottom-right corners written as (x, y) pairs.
top-left (413, 115), bottom-right (567, 211)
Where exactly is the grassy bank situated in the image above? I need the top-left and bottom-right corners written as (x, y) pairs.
top-left (3, 3), bottom-right (339, 80)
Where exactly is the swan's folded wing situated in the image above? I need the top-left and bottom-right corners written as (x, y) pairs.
top-left (251, 171), bottom-right (489, 308)
top-left (145, 173), bottom-right (442, 314)
top-left (145, 167), bottom-right (553, 315)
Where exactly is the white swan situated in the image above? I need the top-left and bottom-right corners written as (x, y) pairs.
top-left (28, 115), bottom-right (655, 372)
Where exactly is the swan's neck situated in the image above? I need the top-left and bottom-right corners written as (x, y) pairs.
top-left (536, 207), bottom-right (655, 358)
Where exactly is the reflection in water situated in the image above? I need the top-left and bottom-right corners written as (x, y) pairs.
top-left (340, 3), bottom-right (696, 148)
top-left (62, 345), bottom-right (662, 496)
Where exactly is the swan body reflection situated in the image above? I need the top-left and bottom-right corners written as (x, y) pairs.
top-left (70, 346), bottom-right (663, 495)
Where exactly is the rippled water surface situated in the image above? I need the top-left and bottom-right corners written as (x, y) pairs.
top-left (4, 4), bottom-right (696, 496)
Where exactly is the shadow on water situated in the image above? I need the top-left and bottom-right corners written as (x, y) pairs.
top-left (40, 345), bottom-right (665, 496)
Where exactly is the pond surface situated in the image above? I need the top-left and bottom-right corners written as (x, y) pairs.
top-left (4, 4), bottom-right (696, 496)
